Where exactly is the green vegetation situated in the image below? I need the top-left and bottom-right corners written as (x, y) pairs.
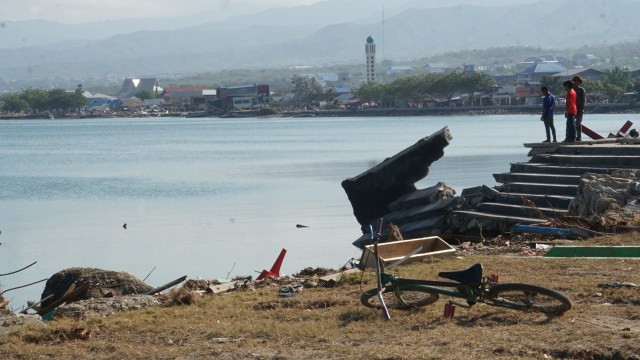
top-left (354, 72), bottom-right (494, 107)
top-left (1, 86), bottom-right (86, 115)
top-left (290, 74), bottom-right (337, 108)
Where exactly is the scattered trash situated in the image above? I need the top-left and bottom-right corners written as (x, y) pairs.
top-left (535, 244), bottom-right (553, 250)
top-left (597, 282), bottom-right (638, 289)
top-left (278, 284), bottom-right (303, 297)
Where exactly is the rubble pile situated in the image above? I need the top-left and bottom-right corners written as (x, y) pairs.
top-left (569, 169), bottom-right (640, 227)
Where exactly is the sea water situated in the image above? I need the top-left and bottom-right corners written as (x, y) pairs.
top-left (0, 114), bottom-right (631, 308)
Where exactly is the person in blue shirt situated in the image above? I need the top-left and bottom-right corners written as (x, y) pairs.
top-left (540, 86), bottom-right (557, 143)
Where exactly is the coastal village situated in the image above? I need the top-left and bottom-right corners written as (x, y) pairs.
top-left (2, 37), bottom-right (640, 118)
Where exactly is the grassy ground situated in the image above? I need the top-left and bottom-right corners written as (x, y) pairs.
top-left (1, 235), bottom-right (640, 359)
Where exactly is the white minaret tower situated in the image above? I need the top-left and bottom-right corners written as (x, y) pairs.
top-left (365, 35), bottom-right (376, 83)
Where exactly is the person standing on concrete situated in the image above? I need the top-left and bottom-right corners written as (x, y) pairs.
top-left (540, 86), bottom-right (557, 143)
top-left (572, 75), bottom-right (586, 141)
top-left (563, 80), bottom-right (577, 142)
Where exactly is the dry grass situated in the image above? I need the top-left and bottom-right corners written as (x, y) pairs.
top-left (1, 234), bottom-right (640, 359)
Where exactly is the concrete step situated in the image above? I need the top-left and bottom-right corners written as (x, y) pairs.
top-left (450, 209), bottom-right (542, 235)
top-left (510, 162), bottom-right (617, 176)
top-left (531, 154), bottom-right (640, 168)
top-left (494, 172), bottom-right (581, 185)
top-left (494, 192), bottom-right (573, 209)
top-left (538, 144), bottom-right (640, 156)
top-left (476, 202), bottom-right (568, 218)
top-left (500, 182), bottom-right (578, 196)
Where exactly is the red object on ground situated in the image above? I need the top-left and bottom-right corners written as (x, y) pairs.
top-left (256, 248), bottom-right (287, 281)
top-left (444, 302), bottom-right (456, 319)
top-left (581, 124), bottom-right (605, 140)
top-left (490, 273), bottom-right (499, 283)
top-left (616, 120), bottom-right (633, 137)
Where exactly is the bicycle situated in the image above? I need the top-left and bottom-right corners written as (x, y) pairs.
top-left (360, 219), bottom-right (573, 320)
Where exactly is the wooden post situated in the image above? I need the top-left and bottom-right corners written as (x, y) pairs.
top-left (145, 275), bottom-right (188, 295)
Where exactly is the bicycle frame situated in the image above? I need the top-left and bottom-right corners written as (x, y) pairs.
top-left (380, 272), bottom-right (486, 308)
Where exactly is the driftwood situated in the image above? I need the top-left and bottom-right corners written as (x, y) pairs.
top-left (38, 282), bottom-right (90, 316)
top-left (21, 294), bottom-right (54, 314)
top-left (145, 275), bottom-right (188, 295)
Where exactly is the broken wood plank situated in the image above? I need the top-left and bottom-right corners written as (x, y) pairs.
top-left (207, 282), bottom-right (236, 294)
top-left (145, 275), bottom-right (188, 295)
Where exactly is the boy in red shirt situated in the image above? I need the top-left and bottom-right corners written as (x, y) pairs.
top-left (563, 80), bottom-right (577, 142)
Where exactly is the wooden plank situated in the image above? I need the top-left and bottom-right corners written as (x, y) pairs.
top-left (581, 124), bottom-right (605, 140)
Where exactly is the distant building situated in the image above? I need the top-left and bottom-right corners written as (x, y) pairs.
top-left (118, 78), bottom-right (161, 98)
top-left (214, 84), bottom-right (270, 111)
top-left (517, 63), bottom-right (567, 82)
top-left (386, 66), bottom-right (414, 76)
top-left (365, 36), bottom-right (376, 83)
top-left (515, 83), bottom-right (543, 105)
top-left (424, 63), bottom-right (450, 74)
top-left (161, 86), bottom-right (209, 111)
top-left (552, 68), bottom-right (604, 82)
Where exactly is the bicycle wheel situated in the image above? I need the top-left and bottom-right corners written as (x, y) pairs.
top-left (485, 283), bottom-right (572, 315)
top-left (360, 287), bottom-right (398, 309)
top-left (361, 286), bottom-right (439, 309)
top-left (395, 287), bottom-right (440, 308)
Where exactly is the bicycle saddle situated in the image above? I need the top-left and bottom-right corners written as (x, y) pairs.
top-left (438, 263), bottom-right (483, 289)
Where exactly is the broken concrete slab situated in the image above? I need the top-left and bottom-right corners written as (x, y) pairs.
top-left (387, 182), bottom-right (456, 212)
top-left (342, 126), bottom-right (452, 227)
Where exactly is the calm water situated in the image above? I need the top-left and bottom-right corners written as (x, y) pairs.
top-left (0, 114), bottom-right (632, 307)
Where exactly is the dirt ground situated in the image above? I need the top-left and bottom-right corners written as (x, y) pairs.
top-left (1, 233), bottom-right (640, 359)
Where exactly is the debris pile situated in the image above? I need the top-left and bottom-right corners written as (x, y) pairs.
top-left (569, 169), bottom-right (640, 227)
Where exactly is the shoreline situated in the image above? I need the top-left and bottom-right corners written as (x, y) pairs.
top-left (2, 103), bottom-right (640, 120)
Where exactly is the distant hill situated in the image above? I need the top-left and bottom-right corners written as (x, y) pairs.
top-left (0, 0), bottom-right (638, 82)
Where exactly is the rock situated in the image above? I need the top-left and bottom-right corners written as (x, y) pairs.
top-left (0, 313), bottom-right (44, 335)
top-left (53, 295), bottom-right (161, 320)
top-left (40, 267), bottom-right (153, 309)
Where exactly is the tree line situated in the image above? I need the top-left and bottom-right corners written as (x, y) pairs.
top-left (1, 87), bottom-right (86, 114)
top-left (352, 72), bottom-right (495, 107)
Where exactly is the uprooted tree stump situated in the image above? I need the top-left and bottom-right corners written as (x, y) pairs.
top-left (40, 268), bottom-right (153, 309)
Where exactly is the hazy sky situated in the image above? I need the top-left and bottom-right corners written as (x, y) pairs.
top-left (0, 0), bottom-right (323, 23)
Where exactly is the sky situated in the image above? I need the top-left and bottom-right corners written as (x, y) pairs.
top-left (0, 0), bottom-right (323, 24)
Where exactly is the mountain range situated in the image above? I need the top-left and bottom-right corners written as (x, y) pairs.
top-left (0, 0), bottom-right (637, 83)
